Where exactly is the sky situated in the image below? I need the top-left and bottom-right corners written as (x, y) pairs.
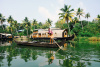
top-left (0, 0), bottom-right (100, 27)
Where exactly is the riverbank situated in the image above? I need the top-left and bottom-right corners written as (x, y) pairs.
top-left (73, 37), bottom-right (100, 42)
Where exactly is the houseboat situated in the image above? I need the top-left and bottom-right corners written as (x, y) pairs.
top-left (14, 28), bottom-right (75, 48)
top-left (30, 28), bottom-right (74, 41)
top-left (0, 33), bottom-right (13, 39)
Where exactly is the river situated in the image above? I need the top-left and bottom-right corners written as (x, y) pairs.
top-left (0, 40), bottom-right (100, 67)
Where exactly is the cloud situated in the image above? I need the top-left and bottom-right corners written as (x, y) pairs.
top-left (38, 6), bottom-right (59, 27)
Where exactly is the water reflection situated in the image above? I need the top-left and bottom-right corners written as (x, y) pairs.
top-left (0, 40), bottom-right (12, 46)
top-left (0, 40), bottom-right (100, 67)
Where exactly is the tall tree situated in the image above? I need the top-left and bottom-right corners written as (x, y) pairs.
top-left (73, 17), bottom-right (79, 24)
top-left (96, 14), bottom-right (100, 21)
top-left (85, 13), bottom-right (90, 25)
top-left (38, 22), bottom-right (42, 28)
top-left (23, 17), bottom-right (31, 37)
top-left (76, 8), bottom-right (84, 29)
top-left (46, 18), bottom-right (52, 27)
top-left (38, 22), bottom-right (42, 26)
top-left (0, 13), bottom-right (6, 30)
top-left (32, 19), bottom-right (37, 30)
top-left (7, 16), bottom-right (14, 27)
top-left (59, 5), bottom-right (74, 35)
top-left (13, 20), bottom-right (18, 34)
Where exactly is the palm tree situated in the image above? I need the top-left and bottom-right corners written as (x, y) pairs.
top-left (32, 19), bottom-right (37, 30)
top-left (46, 18), bottom-right (52, 27)
top-left (76, 8), bottom-right (84, 29)
top-left (7, 16), bottom-right (14, 34)
top-left (39, 22), bottom-right (42, 26)
top-left (59, 5), bottom-right (74, 36)
top-left (0, 13), bottom-right (6, 30)
top-left (73, 17), bottom-right (79, 24)
top-left (94, 15), bottom-right (100, 23)
top-left (85, 13), bottom-right (90, 25)
top-left (23, 17), bottom-right (30, 36)
top-left (13, 20), bottom-right (18, 34)
top-left (38, 22), bottom-right (42, 28)
top-left (7, 16), bottom-right (14, 27)
top-left (96, 14), bottom-right (100, 21)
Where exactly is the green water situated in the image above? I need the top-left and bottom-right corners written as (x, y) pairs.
top-left (0, 40), bottom-right (100, 67)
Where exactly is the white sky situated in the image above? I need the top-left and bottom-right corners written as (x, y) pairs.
top-left (0, 0), bottom-right (100, 27)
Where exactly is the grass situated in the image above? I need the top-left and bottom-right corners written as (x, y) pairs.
top-left (73, 36), bottom-right (100, 42)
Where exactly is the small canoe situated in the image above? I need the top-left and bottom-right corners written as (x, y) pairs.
top-left (14, 40), bottom-right (65, 48)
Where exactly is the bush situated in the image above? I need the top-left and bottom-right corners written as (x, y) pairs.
top-left (79, 31), bottom-right (93, 37)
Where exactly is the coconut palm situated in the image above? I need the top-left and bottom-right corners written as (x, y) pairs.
top-left (39, 22), bottom-right (42, 26)
top-left (38, 22), bottom-right (43, 28)
top-left (32, 19), bottom-right (37, 30)
top-left (0, 13), bottom-right (6, 30)
top-left (46, 18), bottom-right (52, 27)
top-left (85, 13), bottom-right (90, 25)
top-left (59, 5), bottom-right (74, 35)
top-left (96, 14), bottom-right (100, 21)
top-left (73, 17), bottom-right (79, 24)
top-left (76, 8), bottom-right (84, 29)
top-left (7, 16), bottom-right (14, 27)
top-left (13, 20), bottom-right (18, 34)
top-left (23, 17), bottom-right (30, 37)
top-left (94, 15), bottom-right (100, 23)
top-left (97, 15), bottom-right (100, 18)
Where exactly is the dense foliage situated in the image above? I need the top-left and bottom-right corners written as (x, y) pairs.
top-left (55, 20), bottom-right (100, 37)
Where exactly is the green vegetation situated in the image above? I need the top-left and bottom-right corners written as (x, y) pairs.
top-left (0, 14), bottom-right (52, 36)
top-left (59, 5), bottom-right (74, 35)
top-left (0, 5), bottom-right (100, 38)
top-left (55, 5), bottom-right (100, 38)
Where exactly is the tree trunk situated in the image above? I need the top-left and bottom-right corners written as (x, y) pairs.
top-left (2, 25), bottom-right (4, 30)
top-left (66, 18), bottom-right (71, 36)
top-left (11, 28), bottom-right (12, 35)
top-left (75, 21), bottom-right (76, 24)
top-left (1, 22), bottom-right (4, 30)
top-left (27, 28), bottom-right (28, 37)
top-left (80, 18), bottom-right (83, 30)
top-left (87, 18), bottom-right (89, 25)
top-left (34, 25), bottom-right (35, 30)
top-left (16, 28), bottom-right (18, 35)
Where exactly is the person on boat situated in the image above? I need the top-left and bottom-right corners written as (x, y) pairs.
top-left (48, 28), bottom-right (54, 44)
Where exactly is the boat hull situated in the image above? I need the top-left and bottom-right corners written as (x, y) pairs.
top-left (15, 41), bottom-right (65, 48)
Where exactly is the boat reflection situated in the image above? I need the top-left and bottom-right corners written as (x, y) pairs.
top-left (0, 40), bottom-right (12, 46)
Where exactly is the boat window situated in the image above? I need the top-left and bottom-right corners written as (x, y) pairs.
top-left (38, 33), bottom-right (41, 35)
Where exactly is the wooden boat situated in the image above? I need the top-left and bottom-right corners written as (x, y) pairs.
top-left (0, 33), bottom-right (13, 40)
top-left (14, 40), bottom-right (65, 48)
top-left (14, 28), bottom-right (75, 48)
top-left (14, 34), bottom-right (74, 48)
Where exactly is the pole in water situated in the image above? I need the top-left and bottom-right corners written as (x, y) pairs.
top-left (52, 38), bottom-right (63, 49)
